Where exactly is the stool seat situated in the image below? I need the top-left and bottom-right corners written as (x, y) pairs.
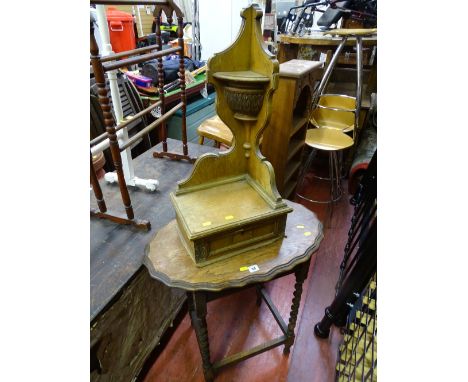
top-left (310, 94), bottom-right (356, 132)
top-left (305, 128), bottom-right (354, 151)
top-left (197, 115), bottom-right (233, 146)
top-left (318, 94), bottom-right (356, 111)
top-left (310, 109), bottom-right (355, 132)
top-left (323, 28), bottom-right (377, 37)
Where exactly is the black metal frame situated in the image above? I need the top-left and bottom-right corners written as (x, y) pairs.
top-left (279, 0), bottom-right (327, 35)
top-left (279, 0), bottom-right (377, 35)
top-left (314, 151), bottom-right (376, 337)
top-left (335, 274), bottom-right (376, 381)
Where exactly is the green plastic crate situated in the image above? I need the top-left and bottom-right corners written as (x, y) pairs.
top-left (167, 92), bottom-right (216, 143)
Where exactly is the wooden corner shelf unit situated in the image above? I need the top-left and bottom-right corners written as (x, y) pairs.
top-left (261, 59), bottom-right (323, 199)
top-left (170, 5), bottom-right (292, 267)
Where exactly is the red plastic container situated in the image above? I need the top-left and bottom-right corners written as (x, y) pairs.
top-left (106, 7), bottom-right (136, 53)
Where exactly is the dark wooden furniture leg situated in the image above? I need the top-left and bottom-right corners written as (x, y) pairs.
top-left (187, 292), bottom-right (196, 329)
top-left (255, 284), bottom-right (263, 306)
top-left (90, 25), bottom-right (134, 221)
top-left (177, 15), bottom-right (188, 156)
top-left (284, 260), bottom-right (310, 354)
top-left (152, 12), bottom-right (195, 163)
top-left (154, 14), bottom-right (167, 152)
top-left (189, 291), bottom-right (214, 382)
top-left (90, 152), bottom-right (107, 213)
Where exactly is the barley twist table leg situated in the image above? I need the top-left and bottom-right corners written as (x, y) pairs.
top-left (189, 291), bottom-right (214, 382)
top-left (255, 284), bottom-right (263, 306)
top-left (284, 260), bottom-right (310, 354)
top-left (187, 293), bottom-right (196, 328)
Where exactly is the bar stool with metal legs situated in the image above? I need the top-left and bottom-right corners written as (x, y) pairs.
top-left (296, 28), bottom-right (376, 209)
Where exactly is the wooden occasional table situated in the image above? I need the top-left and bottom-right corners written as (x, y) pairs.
top-left (144, 200), bottom-right (323, 381)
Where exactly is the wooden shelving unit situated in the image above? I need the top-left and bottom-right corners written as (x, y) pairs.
top-left (262, 59), bottom-right (323, 199)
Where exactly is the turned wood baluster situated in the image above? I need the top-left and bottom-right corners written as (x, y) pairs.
top-left (90, 23), bottom-right (134, 220)
top-left (90, 152), bottom-right (107, 213)
top-left (190, 292), bottom-right (214, 382)
top-left (155, 14), bottom-right (167, 152)
top-left (284, 261), bottom-right (310, 354)
top-left (177, 15), bottom-right (188, 156)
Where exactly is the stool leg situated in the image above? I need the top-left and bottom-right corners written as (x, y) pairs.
top-left (189, 291), bottom-right (214, 382)
top-left (331, 151), bottom-right (342, 201)
top-left (198, 136), bottom-right (205, 145)
top-left (284, 260), bottom-right (310, 354)
top-left (312, 37), bottom-right (348, 107)
top-left (295, 147), bottom-right (317, 200)
top-left (327, 151), bottom-right (344, 227)
top-left (325, 152), bottom-right (335, 227)
top-left (338, 150), bottom-right (346, 179)
top-left (329, 151), bottom-right (336, 200)
top-left (355, 36), bottom-right (364, 137)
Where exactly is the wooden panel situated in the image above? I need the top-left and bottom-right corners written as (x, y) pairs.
top-left (174, 179), bottom-right (274, 237)
top-left (284, 178), bottom-right (298, 200)
top-left (288, 127), bottom-right (307, 162)
top-left (90, 268), bottom-right (184, 382)
top-left (284, 159), bottom-right (301, 185)
top-left (200, 216), bottom-right (280, 263)
top-left (277, 43), bottom-right (298, 64)
top-left (290, 117), bottom-right (308, 138)
top-left (261, 77), bottom-right (296, 192)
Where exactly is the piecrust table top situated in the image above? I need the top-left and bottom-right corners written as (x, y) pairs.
top-left (144, 200), bottom-right (323, 291)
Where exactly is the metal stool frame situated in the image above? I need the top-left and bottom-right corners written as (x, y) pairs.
top-left (296, 31), bottom-right (367, 207)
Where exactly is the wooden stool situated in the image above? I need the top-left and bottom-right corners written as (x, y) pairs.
top-left (197, 115), bottom-right (233, 148)
top-left (144, 200), bottom-right (323, 382)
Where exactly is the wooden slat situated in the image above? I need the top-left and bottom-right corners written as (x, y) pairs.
top-left (119, 102), bottom-right (182, 151)
top-left (115, 100), bottom-right (162, 133)
top-left (283, 179), bottom-right (297, 200)
top-left (100, 43), bottom-right (160, 63)
top-left (103, 46), bottom-right (182, 72)
top-left (284, 160), bottom-right (301, 185)
top-left (289, 117), bottom-right (308, 138)
top-left (259, 288), bottom-right (288, 334)
top-left (287, 139), bottom-right (305, 162)
top-left (213, 335), bottom-right (287, 371)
